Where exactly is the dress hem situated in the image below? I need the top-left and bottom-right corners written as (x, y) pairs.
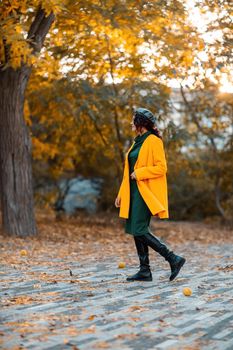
top-left (125, 230), bottom-right (150, 236)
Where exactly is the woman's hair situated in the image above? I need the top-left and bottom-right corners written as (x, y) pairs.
top-left (133, 112), bottom-right (162, 139)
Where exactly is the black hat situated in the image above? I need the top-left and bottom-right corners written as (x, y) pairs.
top-left (134, 107), bottom-right (157, 124)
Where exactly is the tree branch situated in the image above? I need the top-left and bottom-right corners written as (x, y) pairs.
top-left (27, 6), bottom-right (45, 39)
top-left (86, 109), bottom-right (108, 146)
top-left (180, 84), bottom-right (203, 133)
top-left (27, 7), bottom-right (55, 53)
top-left (3, 38), bottom-right (10, 64)
top-left (105, 34), bottom-right (124, 166)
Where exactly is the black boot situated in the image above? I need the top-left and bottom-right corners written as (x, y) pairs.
top-left (167, 253), bottom-right (186, 281)
top-left (126, 235), bottom-right (152, 282)
top-left (140, 231), bottom-right (186, 281)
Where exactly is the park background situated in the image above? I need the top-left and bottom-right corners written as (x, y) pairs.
top-left (0, 0), bottom-right (233, 238)
top-left (1, 1), bottom-right (233, 349)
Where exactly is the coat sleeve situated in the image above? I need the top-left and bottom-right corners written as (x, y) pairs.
top-left (117, 178), bottom-right (124, 198)
top-left (134, 137), bottom-right (167, 180)
top-left (117, 162), bottom-right (126, 199)
top-left (117, 181), bottom-right (123, 199)
top-left (117, 142), bottom-right (134, 198)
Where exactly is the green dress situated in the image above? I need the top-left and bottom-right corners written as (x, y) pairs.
top-left (125, 130), bottom-right (152, 236)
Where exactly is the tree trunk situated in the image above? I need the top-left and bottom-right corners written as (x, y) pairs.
top-left (0, 66), bottom-right (37, 236)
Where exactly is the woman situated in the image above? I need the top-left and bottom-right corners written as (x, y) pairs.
top-left (115, 107), bottom-right (186, 282)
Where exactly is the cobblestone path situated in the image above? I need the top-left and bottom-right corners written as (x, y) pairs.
top-left (1, 242), bottom-right (233, 350)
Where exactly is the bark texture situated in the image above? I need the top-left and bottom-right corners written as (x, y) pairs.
top-left (0, 66), bottom-right (37, 236)
top-left (0, 8), bottom-right (55, 236)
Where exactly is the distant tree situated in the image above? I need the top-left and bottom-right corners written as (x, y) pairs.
top-left (180, 81), bottom-right (233, 222)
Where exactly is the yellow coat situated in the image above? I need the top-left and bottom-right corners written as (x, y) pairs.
top-left (117, 134), bottom-right (169, 219)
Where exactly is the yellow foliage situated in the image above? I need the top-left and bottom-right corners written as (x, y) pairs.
top-left (9, 41), bottom-right (33, 69)
top-left (39, 0), bottom-right (64, 16)
top-left (0, 0), bottom-right (64, 69)
top-left (62, 158), bottom-right (74, 170)
top-left (24, 101), bottom-right (32, 126)
top-left (32, 137), bottom-right (58, 160)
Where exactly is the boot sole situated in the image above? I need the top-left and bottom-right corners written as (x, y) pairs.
top-left (126, 276), bottom-right (153, 282)
top-left (169, 258), bottom-right (186, 281)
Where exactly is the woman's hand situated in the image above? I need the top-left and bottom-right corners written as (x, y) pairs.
top-left (115, 196), bottom-right (121, 208)
top-left (130, 171), bottom-right (137, 180)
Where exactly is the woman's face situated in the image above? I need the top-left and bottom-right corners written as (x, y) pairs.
top-left (131, 116), bottom-right (137, 132)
